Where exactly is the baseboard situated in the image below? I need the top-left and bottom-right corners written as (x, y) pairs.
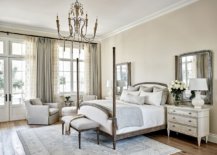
top-left (208, 133), bottom-right (217, 144)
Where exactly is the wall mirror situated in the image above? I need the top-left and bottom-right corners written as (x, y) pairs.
top-left (116, 62), bottom-right (131, 94)
top-left (175, 50), bottom-right (213, 104)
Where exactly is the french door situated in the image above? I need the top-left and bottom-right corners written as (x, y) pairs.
top-left (0, 38), bottom-right (26, 122)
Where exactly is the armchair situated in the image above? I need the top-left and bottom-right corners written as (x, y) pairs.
top-left (25, 99), bottom-right (60, 125)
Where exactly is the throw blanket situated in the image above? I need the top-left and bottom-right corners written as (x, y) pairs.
top-left (62, 114), bottom-right (85, 134)
top-left (80, 100), bottom-right (144, 129)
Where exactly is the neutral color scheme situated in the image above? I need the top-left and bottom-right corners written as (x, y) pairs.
top-left (17, 124), bottom-right (180, 155)
top-left (0, 0), bottom-right (197, 39)
top-left (2, 120), bottom-right (217, 155)
top-left (101, 0), bottom-right (217, 136)
top-left (61, 106), bottom-right (77, 117)
top-left (25, 100), bottom-right (59, 125)
top-left (36, 38), bottom-right (57, 103)
top-left (167, 105), bottom-right (210, 146)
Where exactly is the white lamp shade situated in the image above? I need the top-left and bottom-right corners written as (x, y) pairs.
top-left (189, 78), bottom-right (208, 91)
top-left (106, 80), bottom-right (112, 88)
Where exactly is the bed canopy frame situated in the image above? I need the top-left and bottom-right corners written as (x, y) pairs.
top-left (75, 47), bottom-right (167, 149)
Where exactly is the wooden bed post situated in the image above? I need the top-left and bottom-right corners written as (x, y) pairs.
top-left (76, 58), bottom-right (80, 112)
top-left (112, 47), bottom-right (117, 150)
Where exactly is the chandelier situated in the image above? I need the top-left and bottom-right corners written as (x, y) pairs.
top-left (56, 0), bottom-right (98, 42)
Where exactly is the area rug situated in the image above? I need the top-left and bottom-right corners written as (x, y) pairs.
top-left (17, 125), bottom-right (181, 155)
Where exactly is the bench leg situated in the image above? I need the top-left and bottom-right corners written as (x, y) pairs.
top-left (62, 122), bottom-right (64, 135)
top-left (78, 132), bottom-right (81, 149)
top-left (96, 128), bottom-right (99, 145)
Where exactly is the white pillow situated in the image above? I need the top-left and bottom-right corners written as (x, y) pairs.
top-left (120, 90), bottom-right (140, 101)
top-left (30, 98), bottom-right (43, 105)
top-left (140, 91), bottom-right (163, 106)
top-left (121, 93), bottom-right (145, 105)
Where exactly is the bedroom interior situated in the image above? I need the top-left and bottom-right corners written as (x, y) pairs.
top-left (0, 0), bottom-right (217, 155)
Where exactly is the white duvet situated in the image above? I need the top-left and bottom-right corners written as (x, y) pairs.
top-left (78, 100), bottom-right (166, 135)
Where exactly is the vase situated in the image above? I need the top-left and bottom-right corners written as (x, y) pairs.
top-left (173, 93), bottom-right (182, 106)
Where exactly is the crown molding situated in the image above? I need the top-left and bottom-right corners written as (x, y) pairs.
top-left (0, 21), bottom-right (58, 37)
top-left (100, 0), bottom-right (199, 41)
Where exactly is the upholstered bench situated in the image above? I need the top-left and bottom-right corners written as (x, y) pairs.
top-left (70, 118), bottom-right (100, 149)
top-left (62, 106), bottom-right (77, 116)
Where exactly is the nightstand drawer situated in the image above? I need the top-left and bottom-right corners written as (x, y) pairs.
top-left (169, 122), bottom-right (197, 137)
top-left (168, 108), bottom-right (197, 117)
top-left (168, 114), bottom-right (197, 127)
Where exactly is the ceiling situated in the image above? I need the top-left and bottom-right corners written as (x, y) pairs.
top-left (0, 0), bottom-right (197, 39)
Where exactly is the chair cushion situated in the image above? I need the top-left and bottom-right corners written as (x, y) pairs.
top-left (62, 107), bottom-right (77, 116)
top-left (30, 98), bottom-right (42, 105)
top-left (70, 118), bottom-right (99, 130)
top-left (61, 116), bottom-right (75, 122)
top-left (49, 108), bottom-right (59, 116)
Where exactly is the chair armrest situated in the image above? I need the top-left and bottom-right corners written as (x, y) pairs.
top-left (44, 103), bottom-right (60, 109)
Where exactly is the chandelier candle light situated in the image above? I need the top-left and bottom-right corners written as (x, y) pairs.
top-left (56, 0), bottom-right (98, 42)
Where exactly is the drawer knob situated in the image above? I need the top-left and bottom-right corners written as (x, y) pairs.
top-left (173, 117), bottom-right (175, 119)
top-left (188, 129), bottom-right (192, 131)
top-left (173, 110), bottom-right (176, 112)
top-left (189, 112), bottom-right (192, 115)
top-left (172, 125), bottom-right (175, 127)
top-left (188, 120), bottom-right (192, 123)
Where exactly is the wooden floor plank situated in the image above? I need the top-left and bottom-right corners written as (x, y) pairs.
top-left (0, 120), bottom-right (217, 155)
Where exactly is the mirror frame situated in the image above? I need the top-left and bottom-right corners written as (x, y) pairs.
top-left (175, 50), bottom-right (213, 105)
top-left (116, 62), bottom-right (131, 94)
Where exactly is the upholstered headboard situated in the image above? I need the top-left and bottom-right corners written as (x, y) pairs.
top-left (133, 82), bottom-right (167, 88)
top-left (132, 82), bottom-right (172, 104)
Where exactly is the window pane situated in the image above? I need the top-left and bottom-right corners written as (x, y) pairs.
top-left (0, 41), bottom-right (3, 54)
top-left (0, 60), bottom-right (4, 105)
top-left (12, 60), bottom-right (25, 105)
top-left (73, 48), bottom-right (84, 60)
top-left (58, 46), bottom-right (71, 59)
top-left (12, 42), bottom-right (26, 55)
top-left (59, 60), bottom-right (71, 72)
top-left (59, 71), bottom-right (71, 93)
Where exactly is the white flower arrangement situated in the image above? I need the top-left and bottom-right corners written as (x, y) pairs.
top-left (168, 80), bottom-right (187, 103)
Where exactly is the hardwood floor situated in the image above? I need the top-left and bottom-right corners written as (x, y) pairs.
top-left (0, 120), bottom-right (217, 155)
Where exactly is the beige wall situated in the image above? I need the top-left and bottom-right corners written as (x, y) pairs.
top-left (101, 0), bottom-right (217, 134)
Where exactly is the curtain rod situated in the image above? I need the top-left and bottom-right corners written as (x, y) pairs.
top-left (0, 30), bottom-right (97, 44)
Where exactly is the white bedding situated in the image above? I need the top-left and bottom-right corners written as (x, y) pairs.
top-left (78, 100), bottom-right (166, 135)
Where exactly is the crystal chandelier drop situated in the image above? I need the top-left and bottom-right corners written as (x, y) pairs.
top-left (56, 0), bottom-right (98, 42)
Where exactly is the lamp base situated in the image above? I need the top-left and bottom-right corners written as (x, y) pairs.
top-left (191, 91), bottom-right (204, 109)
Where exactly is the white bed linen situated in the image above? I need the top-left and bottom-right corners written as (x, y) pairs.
top-left (78, 100), bottom-right (166, 135)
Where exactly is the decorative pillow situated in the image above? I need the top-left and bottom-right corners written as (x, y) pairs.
top-left (153, 87), bottom-right (169, 105)
top-left (140, 91), bottom-right (163, 106)
top-left (30, 98), bottom-right (43, 105)
top-left (120, 90), bottom-right (140, 101)
top-left (139, 86), bottom-right (153, 92)
top-left (121, 93), bottom-right (145, 105)
top-left (128, 86), bottom-right (139, 91)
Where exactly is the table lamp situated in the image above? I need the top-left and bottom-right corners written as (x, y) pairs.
top-left (189, 78), bottom-right (208, 109)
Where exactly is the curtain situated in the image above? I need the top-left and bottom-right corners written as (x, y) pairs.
top-left (84, 43), bottom-right (101, 98)
top-left (36, 38), bottom-right (57, 102)
top-left (25, 37), bottom-right (37, 99)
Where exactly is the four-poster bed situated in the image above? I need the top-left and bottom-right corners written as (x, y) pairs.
top-left (75, 47), bottom-right (168, 149)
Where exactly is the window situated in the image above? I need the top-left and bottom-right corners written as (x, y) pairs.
top-left (12, 42), bottom-right (26, 55)
top-left (58, 45), bottom-right (85, 94)
top-left (0, 41), bottom-right (3, 54)
top-left (182, 56), bottom-right (197, 86)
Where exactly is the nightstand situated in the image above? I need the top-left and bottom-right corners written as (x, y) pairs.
top-left (167, 105), bottom-right (210, 146)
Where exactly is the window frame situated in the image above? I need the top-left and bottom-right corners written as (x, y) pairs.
top-left (58, 44), bottom-right (84, 95)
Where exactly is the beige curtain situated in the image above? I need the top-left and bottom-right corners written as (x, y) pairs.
top-left (25, 37), bottom-right (37, 99)
top-left (84, 43), bottom-right (101, 98)
top-left (36, 38), bottom-right (57, 102)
